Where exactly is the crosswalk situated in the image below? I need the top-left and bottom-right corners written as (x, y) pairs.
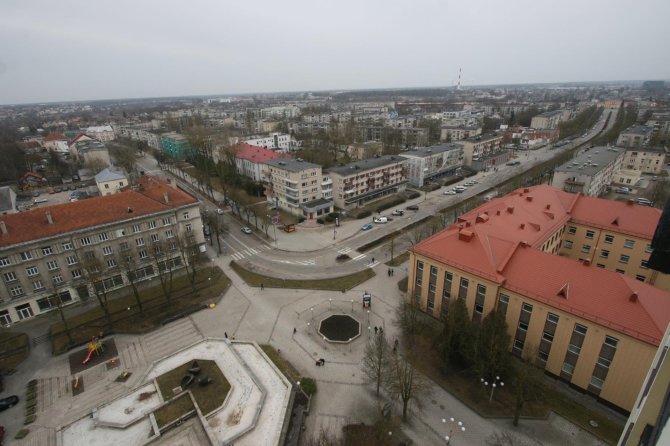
top-left (337, 247), bottom-right (380, 268)
top-left (230, 244), bottom-right (272, 261)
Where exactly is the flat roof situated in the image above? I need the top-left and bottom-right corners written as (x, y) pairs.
top-left (554, 146), bottom-right (622, 175)
top-left (327, 155), bottom-right (406, 175)
top-left (621, 125), bottom-right (653, 135)
top-left (265, 158), bottom-right (320, 172)
top-left (399, 143), bottom-right (463, 159)
top-left (464, 133), bottom-right (502, 143)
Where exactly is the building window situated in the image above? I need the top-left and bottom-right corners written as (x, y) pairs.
top-left (46, 260), bottom-right (59, 271)
top-left (183, 212), bottom-right (190, 219)
top-left (600, 250), bottom-right (609, 259)
top-left (604, 234), bottom-right (614, 244)
top-left (498, 294), bottom-right (509, 315)
top-left (624, 239), bottom-right (635, 249)
top-left (585, 230), bottom-right (595, 239)
top-left (538, 351), bottom-right (549, 362)
top-left (430, 266), bottom-right (438, 277)
top-left (106, 259), bottom-right (117, 268)
top-left (547, 313), bottom-right (559, 324)
top-left (9, 285), bottom-right (24, 297)
top-left (589, 376), bottom-right (604, 390)
top-left (185, 223), bottom-right (192, 233)
top-left (518, 321), bottom-right (529, 331)
top-left (635, 275), bottom-right (646, 282)
top-left (619, 254), bottom-right (629, 264)
top-left (66, 255), bottom-right (78, 266)
top-left (102, 246), bottom-right (113, 256)
top-left (597, 357), bottom-right (612, 368)
top-left (575, 324), bottom-right (587, 335)
top-left (458, 278), bottom-right (469, 299)
top-left (71, 269), bottom-right (82, 279)
top-left (15, 303), bottom-right (33, 320)
top-left (513, 339), bottom-right (524, 351)
top-left (561, 362), bottom-right (575, 376)
top-left (32, 280), bottom-right (44, 291)
top-left (52, 275), bottom-right (64, 285)
top-left (162, 217), bottom-right (172, 226)
top-left (165, 230), bottom-right (175, 239)
top-left (641, 259), bottom-right (649, 269)
top-left (148, 221), bottom-right (156, 229)
top-left (62, 242), bottom-right (73, 251)
top-left (568, 344), bottom-right (582, 355)
top-left (416, 261), bottom-right (424, 272)
top-left (522, 303), bottom-right (533, 313)
top-left (567, 226), bottom-right (576, 235)
top-left (136, 238), bottom-right (145, 247)
top-left (133, 224), bottom-right (142, 233)
top-left (138, 250), bottom-right (148, 259)
top-left (3, 271), bottom-right (17, 282)
top-left (99, 232), bottom-right (109, 241)
top-left (20, 251), bottom-right (33, 261)
top-left (0, 257), bottom-right (10, 267)
top-left (80, 237), bottom-right (92, 246)
top-left (645, 244), bottom-right (653, 253)
top-left (151, 234), bottom-right (160, 243)
top-left (563, 240), bottom-right (573, 249)
top-left (41, 246), bottom-right (53, 256)
top-left (25, 266), bottom-right (38, 277)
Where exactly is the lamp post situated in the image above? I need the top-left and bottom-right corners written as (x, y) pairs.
top-left (350, 299), bottom-right (354, 313)
top-left (367, 310), bottom-right (370, 324)
top-left (481, 376), bottom-right (504, 403)
top-left (368, 326), bottom-right (371, 338)
top-left (267, 214), bottom-right (277, 247)
top-left (329, 298), bottom-right (332, 310)
top-left (310, 307), bottom-right (314, 321)
top-left (442, 417), bottom-right (465, 445)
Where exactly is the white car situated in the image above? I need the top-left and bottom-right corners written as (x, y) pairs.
top-left (241, 227), bottom-right (252, 234)
top-left (215, 208), bottom-right (224, 215)
top-left (374, 217), bottom-right (388, 224)
top-left (443, 190), bottom-right (456, 195)
top-left (453, 186), bottom-right (467, 193)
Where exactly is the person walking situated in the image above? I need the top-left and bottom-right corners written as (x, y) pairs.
top-left (260, 283), bottom-right (264, 291)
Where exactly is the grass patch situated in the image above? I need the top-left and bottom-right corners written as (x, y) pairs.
top-left (260, 344), bottom-right (300, 381)
top-left (153, 393), bottom-right (195, 429)
top-left (386, 252), bottom-right (409, 267)
top-left (155, 359), bottom-right (230, 417)
top-left (230, 261), bottom-right (375, 291)
top-left (0, 332), bottom-right (30, 373)
top-left (14, 428), bottom-right (30, 439)
top-left (50, 266), bottom-right (230, 355)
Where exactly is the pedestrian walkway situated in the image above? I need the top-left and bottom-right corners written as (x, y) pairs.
top-left (229, 243), bottom-right (273, 261)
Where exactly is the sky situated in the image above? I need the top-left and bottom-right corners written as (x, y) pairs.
top-left (0, 0), bottom-right (668, 104)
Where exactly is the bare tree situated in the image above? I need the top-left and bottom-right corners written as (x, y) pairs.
top-left (513, 348), bottom-right (544, 426)
top-left (108, 143), bottom-right (138, 178)
top-left (394, 294), bottom-right (423, 347)
top-left (82, 157), bottom-right (110, 174)
top-left (150, 239), bottom-right (178, 304)
top-left (385, 351), bottom-right (428, 421)
top-left (362, 334), bottom-right (390, 397)
top-left (80, 252), bottom-right (114, 331)
top-left (116, 252), bottom-right (146, 316)
top-left (46, 283), bottom-right (74, 346)
top-left (384, 236), bottom-right (397, 263)
top-left (486, 431), bottom-right (542, 446)
top-left (175, 231), bottom-right (200, 293)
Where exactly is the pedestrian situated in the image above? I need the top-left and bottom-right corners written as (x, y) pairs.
top-left (394, 339), bottom-right (399, 349)
top-left (224, 332), bottom-right (228, 339)
top-left (293, 327), bottom-right (297, 335)
top-left (260, 283), bottom-right (264, 291)
top-left (371, 257), bottom-right (375, 263)
top-left (380, 326), bottom-right (383, 334)
top-left (387, 269), bottom-right (391, 277)
top-left (374, 326), bottom-right (378, 334)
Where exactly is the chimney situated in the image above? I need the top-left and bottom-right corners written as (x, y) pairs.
top-left (583, 259), bottom-right (591, 266)
top-left (458, 229), bottom-right (474, 242)
top-left (545, 204), bottom-right (551, 210)
top-left (626, 199), bottom-right (634, 206)
top-left (163, 192), bottom-right (169, 204)
top-left (525, 196), bottom-right (533, 202)
top-left (46, 211), bottom-right (53, 225)
top-left (0, 221), bottom-right (6, 235)
top-left (507, 206), bottom-right (514, 214)
top-left (629, 292), bottom-right (638, 302)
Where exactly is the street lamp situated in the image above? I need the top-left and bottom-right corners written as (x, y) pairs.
top-left (329, 298), bottom-right (332, 310)
top-left (481, 376), bottom-right (504, 403)
top-left (310, 307), bottom-right (314, 320)
top-left (267, 214), bottom-right (277, 247)
top-left (367, 310), bottom-right (370, 324)
top-left (350, 299), bottom-right (354, 313)
top-left (442, 417), bottom-right (465, 445)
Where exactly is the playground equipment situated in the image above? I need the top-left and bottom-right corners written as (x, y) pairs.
top-left (82, 336), bottom-right (105, 365)
top-left (73, 375), bottom-right (80, 390)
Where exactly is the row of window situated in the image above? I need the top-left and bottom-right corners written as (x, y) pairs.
top-left (566, 227), bottom-right (652, 252)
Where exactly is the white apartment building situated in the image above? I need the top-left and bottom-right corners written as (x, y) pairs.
top-left (400, 144), bottom-right (464, 187)
top-left (95, 168), bottom-right (128, 196)
top-left (82, 125), bottom-right (115, 142)
top-left (440, 125), bottom-right (482, 142)
top-left (326, 156), bottom-right (408, 209)
top-left (245, 133), bottom-right (300, 152)
top-left (0, 176), bottom-right (204, 325)
top-left (232, 144), bottom-right (290, 183)
top-left (551, 147), bottom-right (625, 196)
top-left (265, 159), bottom-right (332, 218)
top-left (459, 133), bottom-right (505, 167)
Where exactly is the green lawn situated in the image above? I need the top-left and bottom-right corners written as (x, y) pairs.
top-left (230, 261), bottom-right (375, 291)
top-left (155, 359), bottom-right (230, 417)
top-left (260, 344), bottom-right (300, 381)
top-left (153, 393), bottom-right (195, 429)
top-left (50, 266), bottom-right (230, 354)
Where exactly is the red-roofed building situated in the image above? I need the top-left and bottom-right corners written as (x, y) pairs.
top-left (0, 176), bottom-right (204, 326)
top-left (43, 133), bottom-right (68, 152)
top-left (230, 143), bottom-right (291, 183)
top-left (408, 184), bottom-right (670, 412)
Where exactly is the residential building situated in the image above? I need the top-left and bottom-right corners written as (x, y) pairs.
top-left (160, 132), bottom-right (192, 159)
top-left (259, 105), bottom-right (300, 119)
top-left (68, 135), bottom-right (112, 167)
top-left (619, 323), bottom-right (670, 445)
top-left (459, 133), bottom-right (506, 169)
top-left (408, 184), bottom-right (670, 413)
top-left (617, 125), bottom-right (654, 148)
top-left (530, 110), bottom-right (564, 129)
top-left (244, 133), bottom-right (300, 153)
top-left (646, 117), bottom-right (670, 136)
top-left (622, 147), bottom-right (667, 174)
top-left (0, 176), bottom-right (204, 326)
top-left (400, 144), bottom-right (464, 187)
top-left (0, 187), bottom-right (17, 215)
top-left (326, 156), bottom-right (408, 210)
top-left (358, 126), bottom-right (429, 148)
top-left (43, 133), bottom-right (68, 152)
top-left (82, 125), bottom-right (115, 142)
top-left (344, 142), bottom-right (383, 161)
top-left (94, 167), bottom-right (128, 196)
top-left (440, 125), bottom-right (482, 142)
top-left (265, 159), bottom-right (333, 219)
top-left (505, 127), bottom-right (560, 148)
top-left (613, 169), bottom-right (641, 187)
top-left (551, 146), bottom-right (624, 196)
top-left (232, 143), bottom-right (291, 183)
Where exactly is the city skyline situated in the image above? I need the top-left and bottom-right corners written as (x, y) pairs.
top-left (1, 0), bottom-right (669, 105)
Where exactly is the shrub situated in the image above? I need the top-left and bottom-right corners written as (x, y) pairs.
top-left (357, 210), bottom-right (372, 219)
top-left (328, 212), bottom-right (340, 219)
top-left (325, 214), bottom-right (335, 222)
top-left (300, 377), bottom-right (317, 396)
top-left (298, 217), bottom-right (306, 223)
top-left (406, 191), bottom-right (421, 199)
top-left (316, 218), bottom-right (324, 224)
top-left (376, 196), bottom-right (406, 213)
top-left (15, 429), bottom-right (29, 440)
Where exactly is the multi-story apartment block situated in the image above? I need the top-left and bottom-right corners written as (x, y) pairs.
top-left (622, 147), bottom-right (667, 174)
top-left (302, 111), bottom-right (351, 124)
top-left (232, 143), bottom-right (291, 183)
top-left (68, 135), bottom-right (111, 166)
top-left (558, 196), bottom-right (669, 291)
top-left (244, 133), bottom-right (300, 152)
top-left (617, 125), bottom-right (654, 148)
top-left (115, 124), bottom-right (162, 149)
top-left (82, 125), bottom-right (115, 143)
top-left (551, 146), bottom-right (624, 196)
top-left (440, 125), bottom-right (482, 142)
top-left (400, 144), bottom-right (464, 187)
top-left (408, 185), bottom-right (670, 413)
top-left (459, 133), bottom-right (506, 169)
top-left (265, 159), bottom-right (333, 219)
top-left (530, 110), bottom-right (565, 130)
top-left (259, 105), bottom-right (301, 120)
top-left (358, 126), bottom-right (428, 148)
top-left (646, 116), bottom-right (670, 136)
top-left (160, 132), bottom-right (192, 160)
top-left (326, 156), bottom-right (408, 210)
top-left (0, 176), bottom-right (204, 325)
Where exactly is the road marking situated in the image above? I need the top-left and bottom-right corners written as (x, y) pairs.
top-left (368, 261), bottom-right (380, 268)
top-left (298, 259), bottom-right (316, 265)
top-left (352, 254), bottom-right (366, 261)
top-left (337, 247), bottom-right (352, 254)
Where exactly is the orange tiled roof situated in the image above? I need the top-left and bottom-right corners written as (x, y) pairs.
top-left (233, 143), bottom-right (290, 163)
top-left (0, 176), bottom-right (197, 248)
top-left (44, 133), bottom-right (67, 142)
top-left (568, 195), bottom-right (661, 239)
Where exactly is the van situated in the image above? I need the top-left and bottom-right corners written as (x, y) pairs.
top-left (374, 217), bottom-right (388, 224)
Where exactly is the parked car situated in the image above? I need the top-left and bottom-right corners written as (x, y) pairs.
top-left (241, 227), bottom-right (252, 234)
top-left (443, 190), bottom-right (456, 195)
top-left (614, 187), bottom-right (632, 194)
top-left (453, 186), bottom-right (467, 193)
top-left (0, 395), bottom-right (18, 412)
top-left (215, 208), bottom-right (224, 215)
top-left (406, 205), bottom-right (419, 211)
top-left (361, 223), bottom-right (373, 231)
top-left (391, 209), bottom-right (404, 216)
top-left (373, 217), bottom-right (388, 224)
top-left (506, 161), bottom-right (521, 166)
top-left (636, 198), bottom-right (653, 206)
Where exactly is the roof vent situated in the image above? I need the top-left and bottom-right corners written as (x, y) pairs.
top-left (0, 221), bottom-right (7, 235)
top-left (458, 229), bottom-right (474, 242)
top-left (520, 223), bottom-right (525, 229)
top-left (557, 283), bottom-right (569, 299)
top-left (507, 206), bottom-right (514, 214)
top-left (630, 292), bottom-right (638, 302)
top-left (127, 207), bottom-right (133, 213)
top-left (525, 196), bottom-right (533, 202)
top-left (545, 204), bottom-right (551, 210)
top-left (46, 211), bottom-right (53, 225)
top-left (163, 192), bottom-right (169, 204)
top-left (476, 214), bottom-right (489, 223)
top-left (612, 216), bottom-right (619, 226)
top-left (523, 188), bottom-right (530, 193)
top-left (496, 210), bottom-right (501, 216)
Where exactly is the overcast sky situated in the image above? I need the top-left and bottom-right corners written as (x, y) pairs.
top-left (0, 0), bottom-right (668, 104)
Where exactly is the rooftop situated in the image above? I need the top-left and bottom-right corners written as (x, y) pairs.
top-left (233, 143), bottom-right (291, 164)
top-left (554, 146), bottom-right (623, 175)
top-left (95, 167), bottom-right (127, 183)
top-left (464, 133), bottom-right (502, 143)
top-left (327, 155), bottom-right (406, 175)
top-left (265, 158), bottom-right (321, 172)
top-left (399, 143), bottom-right (464, 159)
top-left (621, 125), bottom-right (653, 135)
